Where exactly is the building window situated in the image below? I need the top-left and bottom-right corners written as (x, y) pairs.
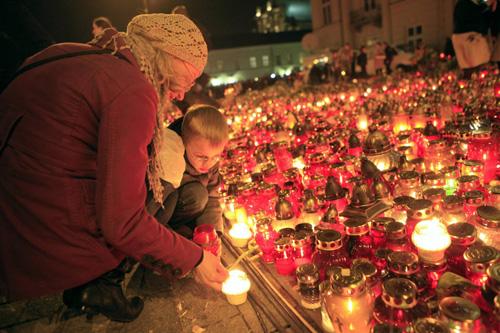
top-left (262, 55), bottom-right (270, 66)
top-left (407, 24), bottom-right (423, 51)
top-left (371, 0), bottom-right (376, 9)
top-left (249, 56), bottom-right (257, 68)
top-left (216, 60), bottom-right (224, 71)
top-left (322, 0), bottom-right (332, 26)
top-left (276, 54), bottom-right (282, 66)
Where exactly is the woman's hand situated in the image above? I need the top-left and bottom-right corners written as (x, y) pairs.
top-left (193, 250), bottom-right (228, 291)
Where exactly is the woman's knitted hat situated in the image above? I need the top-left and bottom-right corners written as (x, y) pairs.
top-left (127, 13), bottom-right (207, 73)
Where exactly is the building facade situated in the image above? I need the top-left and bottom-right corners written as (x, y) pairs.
top-left (205, 41), bottom-right (306, 86)
top-left (308, 0), bottom-right (455, 51)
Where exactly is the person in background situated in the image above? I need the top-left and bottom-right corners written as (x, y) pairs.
top-left (0, 13), bottom-right (227, 323)
top-left (452, 0), bottom-right (494, 78)
top-left (383, 42), bottom-right (398, 75)
top-left (357, 45), bottom-right (368, 78)
top-left (92, 16), bottom-right (114, 38)
top-left (149, 105), bottom-right (228, 245)
top-left (374, 42), bottom-right (386, 75)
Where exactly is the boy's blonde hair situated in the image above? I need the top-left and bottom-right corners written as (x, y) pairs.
top-left (181, 105), bottom-right (229, 145)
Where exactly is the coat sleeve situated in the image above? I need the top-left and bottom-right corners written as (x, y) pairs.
top-left (195, 166), bottom-right (224, 232)
top-left (96, 83), bottom-right (202, 277)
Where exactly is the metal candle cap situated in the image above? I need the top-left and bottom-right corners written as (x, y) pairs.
top-left (413, 318), bottom-right (450, 333)
top-left (486, 263), bottom-right (500, 294)
top-left (385, 221), bottom-right (407, 240)
top-left (407, 199), bottom-right (434, 219)
top-left (439, 297), bottom-right (480, 328)
top-left (447, 222), bottom-right (476, 246)
top-left (476, 205), bottom-right (500, 229)
top-left (352, 259), bottom-right (377, 279)
top-left (423, 188), bottom-right (446, 202)
top-left (463, 245), bottom-right (498, 273)
top-left (443, 195), bottom-right (464, 211)
top-left (372, 217), bottom-right (396, 232)
top-left (315, 230), bottom-right (342, 251)
top-left (274, 237), bottom-right (292, 252)
top-left (344, 218), bottom-right (369, 235)
top-left (464, 190), bottom-right (484, 205)
top-left (330, 268), bottom-right (366, 296)
top-left (382, 278), bottom-right (418, 309)
top-left (296, 263), bottom-right (319, 284)
top-left (387, 251), bottom-right (420, 275)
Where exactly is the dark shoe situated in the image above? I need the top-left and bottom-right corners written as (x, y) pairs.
top-left (63, 266), bottom-right (144, 322)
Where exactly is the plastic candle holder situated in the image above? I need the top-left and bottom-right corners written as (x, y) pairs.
top-left (222, 269), bottom-right (251, 305)
top-left (229, 222), bottom-right (252, 248)
top-left (411, 220), bottom-right (451, 264)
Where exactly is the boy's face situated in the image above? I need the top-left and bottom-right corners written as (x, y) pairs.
top-left (185, 136), bottom-right (226, 174)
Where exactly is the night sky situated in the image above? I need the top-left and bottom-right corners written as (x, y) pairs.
top-left (13, 0), bottom-right (273, 43)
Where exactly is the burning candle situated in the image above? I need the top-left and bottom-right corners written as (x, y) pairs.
top-left (229, 222), bottom-right (252, 248)
top-left (411, 220), bottom-right (451, 264)
top-left (222, 269), bottom-right (251, 305)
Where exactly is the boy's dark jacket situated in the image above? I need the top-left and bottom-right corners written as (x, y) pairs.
top-left (150, 117), bottom-right (223, 232)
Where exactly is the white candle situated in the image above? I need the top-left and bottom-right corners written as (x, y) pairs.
top-left (229, 222), bottom-right (252, 248)
top-left (411, 220), bottom-right (451, 263)
top-left (222, 269), bottom-right (251, 305)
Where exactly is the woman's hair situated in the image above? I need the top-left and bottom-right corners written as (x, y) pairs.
top-left (181, 105), bottom-right (228, 145)
top-left (93, 17), bottom-right (113, 29)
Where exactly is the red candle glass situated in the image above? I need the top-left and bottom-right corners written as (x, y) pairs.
top-left (446, 222), bottom-right (477, 277)
top-left (193, 224), bottom-right (220, 256)
top-left (274, 237), bottom-right (296, 275)
top-left (255, 218), bottom-right (279, 263)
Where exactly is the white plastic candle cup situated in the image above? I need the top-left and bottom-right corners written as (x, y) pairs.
top-left (411, 220), bottom-right (451, 263)
top-left (229, 223), bottom-right (252, 248)
top-left (222, 269), bottom-right (251, 305)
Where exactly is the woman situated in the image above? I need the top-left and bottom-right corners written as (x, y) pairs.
top-left (0, 14), bottom-right (227, 322)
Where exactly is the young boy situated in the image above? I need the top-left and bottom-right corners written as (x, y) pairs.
top-left (150, 104), bottom-right (229, 239)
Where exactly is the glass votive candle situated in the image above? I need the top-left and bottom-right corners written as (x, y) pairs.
top-left (446, 222), bottom-right (477, 277)
top-left (413, 317), bottom-right (450, 333)
top-left (464, 245), bottom-right (499, 287)
top-left (296, 263), bottom-right (321, 309)
top-left (222, 269), bottom-right (251, 305)
top-left (441, 165), bottom-right (459, 196)
top-left (274, 237), bottom-right (296, 276)
top-left (352, 258), bottom-right (382, 298)
top-left (457, 175), bottom-right (481, 196)
top-left (325, 268), bottom-right (375, 333)
top-left (474, 205), bottom-right (500, 249)
top-left (464, 190), bottom-right (484, 221)
top-left (255, 217), bottom-right (279, 263)
top-left (439, 297), bottom-right (483, 333)
top-left (192, 224), bottom-right (220, 256)
top-left (228, 222), bottom-right (252, 248)
top-left (441, 195), bottom-right (466, 226)
top-left (292, 231), bottom-right (313, 266)
top-left (462, 160), bottom-right (485, 183)
top-left (411, 220), bottom-right (451, 264)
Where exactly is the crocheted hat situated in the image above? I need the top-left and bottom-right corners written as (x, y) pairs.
top-left (127, 13), bottom-right (207, 73)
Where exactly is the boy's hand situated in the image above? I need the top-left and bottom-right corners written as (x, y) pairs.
top-left (193, 250), bottom-right (228, 291)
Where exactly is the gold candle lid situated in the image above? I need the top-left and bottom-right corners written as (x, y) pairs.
top-left (464, 190), bottom-right (484, 205)
top-left (487, 263), bottom-right (500, 294)
top-left (447, 222), bottom-right (476, 246)
top-left (476, 205), bottom-right (500, 229)
top-left (274, 237), bottom-right (292, 251)
top-left (399, 170), bottom-right (420, 186)
top-left (387, 251), bottom-right (420, 275)
top-left (423, 188), bottom-right (446, 203)
top-left (372, 217), bottom-right (396, 232)
top-left (443, 195), bottom-right (464, 211)
top-left (344, 218), bottom-right (370, 235)
top-left (352, 258), bottom-right (377, 279)
top-left (463, 245), bottom-right (498, 273)
top-left (296, 263), bottom-right (319, 283)
top-left (385, 221), bottom-right (407, 240)
top-left (316, 230), bottom-right (342, 251)
top-left (407, 199), bottom-right (434, 219)
top-left (330, 268), bottom-right (366, 296)
top-left (382, 278), bottom-right (418, 309)
top-left (439, 297), bottom-right (480, 329)
top-left (413, 318), bottom-right (450, 333)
